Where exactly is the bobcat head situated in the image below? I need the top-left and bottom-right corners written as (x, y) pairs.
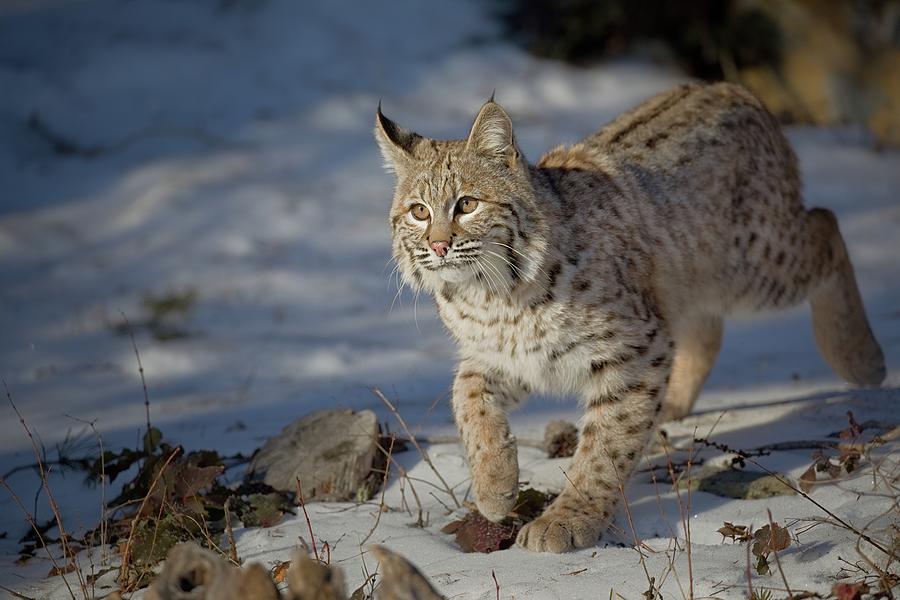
top-left (375, 99), bottom-right (549, 296)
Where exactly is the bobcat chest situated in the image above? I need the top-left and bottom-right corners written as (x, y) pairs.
top-left (437, 294), bottom-right (589, 393)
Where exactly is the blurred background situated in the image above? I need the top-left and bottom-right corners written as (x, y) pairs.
top-left (1, 0), bottom-right (899, 566)
top-left (500, 0), bottom-right (900, 145)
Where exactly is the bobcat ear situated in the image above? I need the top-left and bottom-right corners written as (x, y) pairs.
top-left (374, 102), bottom-right (422, 174)
top-left (466, 99), bottom-right (520, 166)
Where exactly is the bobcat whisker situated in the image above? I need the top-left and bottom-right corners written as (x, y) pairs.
top-left (477, 259), bottom-right (503, 299)
top-left (484, 240), bottom-right (549, 279)
top-left (482, 249), bottom-right (550, 297)
top-left (482, 248), bottom-right (528, 281)
top-left (413, 286), bottom-right (422, 333)
top-left (480, 254), bottom-right (511, 298)
top-left (388, 279), bottom-right (405, 314)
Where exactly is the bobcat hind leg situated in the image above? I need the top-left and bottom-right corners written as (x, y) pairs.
top-left (660, 314), bottom-right (723, 421)
top-left (806, 208), bottom-right (885, 386)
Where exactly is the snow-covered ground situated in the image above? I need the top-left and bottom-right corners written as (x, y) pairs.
top-left (1, 0), bottom-right (898, 597)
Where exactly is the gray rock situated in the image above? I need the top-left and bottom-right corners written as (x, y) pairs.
top-left (248, 409), bottom-right (380, 499)
top-left (677, 465), bottom-right (796, 499)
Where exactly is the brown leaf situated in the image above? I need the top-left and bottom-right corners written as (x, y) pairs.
top-left (147, 462), bottom-right (224, 515)
top-left (453, 512), bottom-right (518, 553)
top-left (838, 411), bottom-right (863, 441)
top-left (717, 522), bottom-right (751, 543)
top-left (440, 520), bottom-right (462, 535)
top-left (271, 560), bottom-right (291, 584)
top-left (752, 522), bottom-right (791, 558)
top-left (832, 582), bottom-right (869, 600)
top-left (799, 464), bottom-right (817, 493)
top-left (173, 464), bottom-right (224, 500)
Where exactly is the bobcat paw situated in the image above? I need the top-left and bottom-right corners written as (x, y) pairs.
top-left (472, 438), bottom-right (519, 522)
top-left (516, 512), bottom-right (602, 553)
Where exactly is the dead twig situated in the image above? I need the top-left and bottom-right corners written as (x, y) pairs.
top-left (767, 509), bottom-right (794, 599)
top-left (4, 379), bottom-right (84, 598)
top-left (65, 415), bottom-right (108, 569)
top-left (118, 447), bottom-right (181, 590)
top-left (224, 497), bottom-right (239, 565)
top-left (694, 436), bottom-right (894, 558)
top-left (373, 438), bottom-right (425, 527)
top-left (119, 310), bottom-right (152, 437)
top-left (745, 537), bottom-right (754, 600)
top-left (296, 477), bottom-right (320, 562)
top-left (361, 435), bottom-right (395, 545)
top-left (0, 477), bottom-right (74, 598)
top-left (664, 432), bottom-right (695, 600)
top-left (648, 465), bottom-right (686, 600)
top-left (372, 388), bottom-right (460, 508)
top-left (64, 415), bottom-right (108, 598)
top-left (609, 449), bottom-right (656, 598)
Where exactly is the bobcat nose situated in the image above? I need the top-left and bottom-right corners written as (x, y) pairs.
top-left (431, 240), bottom-right (450, 257)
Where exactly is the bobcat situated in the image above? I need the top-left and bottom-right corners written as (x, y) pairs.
top-left (374, 83), bottom-right (885, 553)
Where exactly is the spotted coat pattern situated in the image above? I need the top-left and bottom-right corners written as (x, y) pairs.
top-left (375, 83), bottom-right (885, 553)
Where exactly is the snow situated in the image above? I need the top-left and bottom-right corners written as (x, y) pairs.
top-left (1, 0), bottom-right (899, 597)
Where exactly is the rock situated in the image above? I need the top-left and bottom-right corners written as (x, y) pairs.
top-left (677, 465), bottom-right (796, 499)
top-left (544, 420), bottom-right (578, 458)
top-left (248, 409), bottom-right (380, 500)
top-left (145, 542), bottom-right (279, 600)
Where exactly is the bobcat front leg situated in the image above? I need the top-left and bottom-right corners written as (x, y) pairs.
top-left (517, 326), bottom-right (672, 552)
top-left (452, 359), bottom-right (528, 522)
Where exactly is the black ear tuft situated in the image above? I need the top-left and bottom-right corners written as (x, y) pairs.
top-left (374, 103), bottom-right (423, 172)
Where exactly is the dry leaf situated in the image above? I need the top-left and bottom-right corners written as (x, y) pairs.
top-left (441, 489), bottom-right (551, 553)
top-left (717, 522), bottom-right (751, 543)
top-left (440, 520), bottom-right (462, 535)
top-left (752, 522), bottom-right (791, 558)
top-left (838, 411), bottom-right (863, 441)
top-left (799, 464), bottom-right (817, 493)
top-left (452, 512), bottom-right (518, 553)
top-left (271, 560), bottom-right (291, 584)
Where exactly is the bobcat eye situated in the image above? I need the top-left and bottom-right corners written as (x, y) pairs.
top-left (456, 196), bottom-right (479, 214)
top-left (410, 203), bottom-right (430, 221)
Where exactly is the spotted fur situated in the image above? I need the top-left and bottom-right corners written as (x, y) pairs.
top-left (374, 83), bottom-right (885, 553)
